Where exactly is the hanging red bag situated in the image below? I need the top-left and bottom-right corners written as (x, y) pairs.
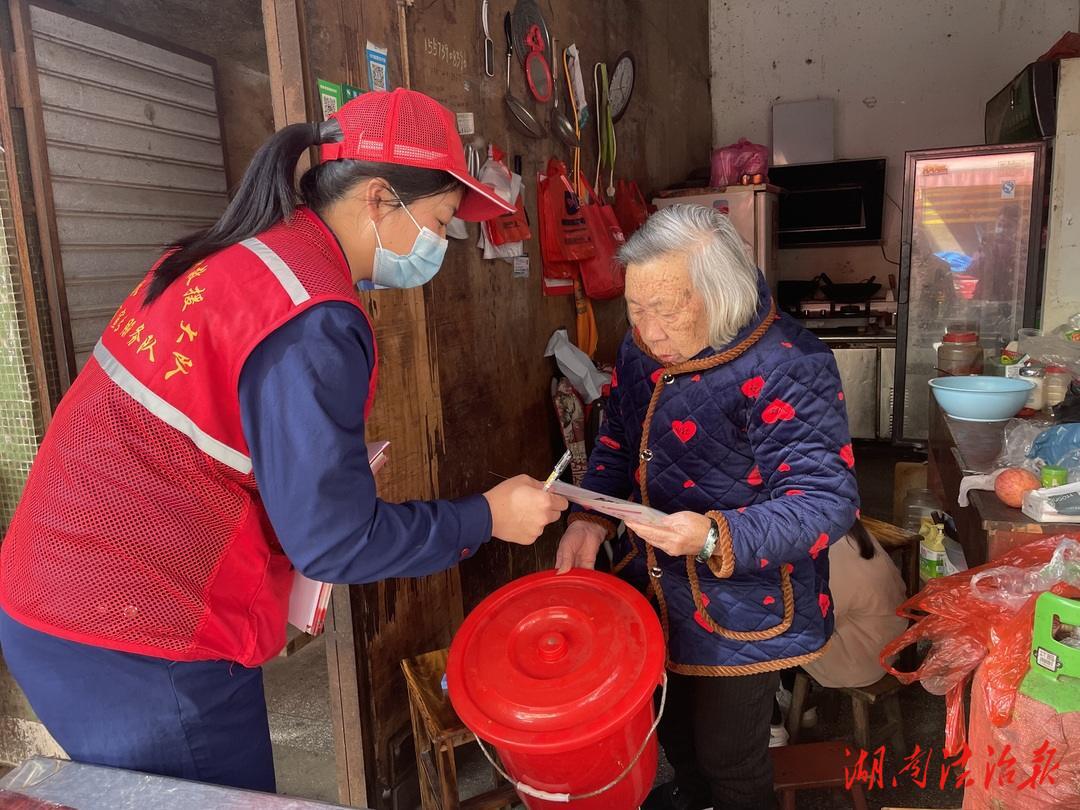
top-left (486, 193), bottom-right (531, 246)
top-left (578, 184), bottom-right (627, 300)
top-left (613, 179), bottom-right (649, 237)
top-left (538, 158), bottom-right (595, 265)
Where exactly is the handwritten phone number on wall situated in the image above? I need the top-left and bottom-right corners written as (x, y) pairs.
top-left (423, 37), bottom-right (467, 71)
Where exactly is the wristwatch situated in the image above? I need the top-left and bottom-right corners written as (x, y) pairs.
top-left (696, 518), bottom-right (719, 563)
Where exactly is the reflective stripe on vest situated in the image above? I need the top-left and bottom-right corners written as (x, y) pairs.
top-left (93, 341), bottom-right (254, 474)
top-left (240, 237), bottom-right (310, 305)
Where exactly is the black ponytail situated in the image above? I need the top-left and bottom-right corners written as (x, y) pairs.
top-left (848, 518), bottom-right (876, 560)
top-left (143, 119), bottom-right (460, 305)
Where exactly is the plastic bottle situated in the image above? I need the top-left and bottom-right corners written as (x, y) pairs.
top-left (937, 332), bottom-right (983, 375)
top-left (902, 488), bottom-right (942, 535)
top-left (1019, 365), bottom-right (1046, 410)
top-left (1045, 365), bottom-right (1072, 408)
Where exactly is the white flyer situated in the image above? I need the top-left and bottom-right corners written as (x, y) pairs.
top-left (549, 481), bottom-right (667, 526)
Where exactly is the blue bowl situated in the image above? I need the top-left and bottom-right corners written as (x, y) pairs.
top-left (928, 375), bottom-right (1035, 422)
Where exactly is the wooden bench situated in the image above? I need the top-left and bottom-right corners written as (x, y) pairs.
top-left (772, 741), bottom-right (868, 810)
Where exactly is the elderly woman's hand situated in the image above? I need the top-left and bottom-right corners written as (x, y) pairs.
top-left (625, 511), bottom-right (713, 558)
top-left (554, 520), bottom-right (608, 574)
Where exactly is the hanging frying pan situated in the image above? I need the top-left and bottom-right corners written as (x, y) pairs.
top-left (512, 0), bottom-right (551, 69)
top-left (502, 12), bottom-right (544, 139)
top-left (524, 24), bottom-right (552, 103)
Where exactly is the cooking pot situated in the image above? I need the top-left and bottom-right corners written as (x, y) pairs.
top-left (815, 272), bottom-right (881, 303)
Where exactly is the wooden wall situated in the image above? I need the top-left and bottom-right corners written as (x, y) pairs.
top-left (269, 0), bottom-right (711, 805)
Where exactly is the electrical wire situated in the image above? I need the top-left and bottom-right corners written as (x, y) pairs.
top-left (881, 240), bottom-right (898, 266)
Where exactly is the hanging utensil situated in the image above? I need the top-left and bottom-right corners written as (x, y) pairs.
top-left (512, 0), bottom-right (551, 70)
top-left (481, 0), bottom-right (494, 78)
top-left (502, 12), bottom-right (544, 139)
top-left (549, 38), bottom-right (578, 147)
top-left (523, 24), bottom-right (552, 103)
top-left (593, 62), bottom-right (616, 196)
top-left (564, 46), bottom-right (584, 194)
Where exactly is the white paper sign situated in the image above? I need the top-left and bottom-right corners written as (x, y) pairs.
top-left (513, 255), bottom-right (530, 277)
top-left (456, 112), bottom-right (475, 135)
top-left (548, 481), bottom-right (668, 526)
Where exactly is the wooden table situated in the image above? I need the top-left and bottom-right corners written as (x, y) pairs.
top-left (927, 400), bottom-right (1080, 566)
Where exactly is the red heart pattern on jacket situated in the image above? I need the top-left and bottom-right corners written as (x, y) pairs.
top-left (740, 376), bottom-right (765, 398)
top-left (595, 464), bottom-right (605, 471)
top-left (761, 399), bottom-right (796, 424)
top-left (650, 369), bottom-right (663, 385)
top-left (838, 391), bottom-right (844, 401)
top-left (672, 420), bottom-right (697, 442)
top-left (691, 374), bottom-right (702, 382)
top-left (839, 444), bottom-right (855, 468)
top-left (610, 367), bottom-right (619, 387)
top-left (778, 462), bottom-right (792, 472)
top-left (747, 466), bottom-right (763, 486)
top-left (683, 480), bottom-right (695, 489)
top-left (809, 532), bottom-right (830, 559)
top-left (760, 558), bottom-right (769, 568)
top-left (818, 592), bottom-right (831, 617)
top-left (763, 595), bottom-right (775, 606)
top-left (785, 489), bottom-right (804, 497)
top-left (599, 435), bottom-right (621, 450)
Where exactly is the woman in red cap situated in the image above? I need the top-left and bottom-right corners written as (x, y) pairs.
top-left (0, 89), bottom-right (567, 793)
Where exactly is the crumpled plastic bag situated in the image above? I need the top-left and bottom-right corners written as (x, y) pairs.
top-left (545, 329), bottom-right (610, 404)
top-left (1029, 423), bottom-right (1080, 473)
top-left (994, 417), bottom-right (1052, 471)
top-left (958, 468), bottom-right (1006, 507)
top-left (881, 536), bottom-right (1080, 755)
top-left (710, 138), bottom-right (769, 187)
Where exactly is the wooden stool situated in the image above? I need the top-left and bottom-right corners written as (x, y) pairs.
top-left (771, 741), bottom-right (868, 810)
top-left (401, 649), bottom-right (518, 810)
top-left (860, 516), bottom-right (921, 599)
top-left (787, 671), bottom-right (906, 755)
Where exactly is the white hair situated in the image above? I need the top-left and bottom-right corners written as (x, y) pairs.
top-left (618, 205), bottom-right (761, 349)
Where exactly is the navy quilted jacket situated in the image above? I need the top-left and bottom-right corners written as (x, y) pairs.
top-left (578, 276), bottom-right (859, 675)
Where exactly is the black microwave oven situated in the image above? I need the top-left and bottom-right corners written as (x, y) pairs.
top-left (985, 61), bottom-right (1057, 144)
top-left (769, 158), bottom-right (887, 248)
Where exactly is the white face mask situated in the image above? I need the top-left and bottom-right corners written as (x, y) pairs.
top-left (361, 191), bottom-right (449, 291)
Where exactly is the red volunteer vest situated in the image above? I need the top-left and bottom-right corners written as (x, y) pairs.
top-left (0, 208), bottom-right (377, 666)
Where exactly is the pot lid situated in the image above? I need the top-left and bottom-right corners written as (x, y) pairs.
top-left (446, 569), bottom-right (665, 751)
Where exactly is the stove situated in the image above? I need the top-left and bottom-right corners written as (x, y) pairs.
top-left (783, 299), bottom-right (896, 333)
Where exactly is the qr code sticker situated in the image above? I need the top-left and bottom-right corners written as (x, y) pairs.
top-left (370, 62), bottom-right (387, 92)
top-left (320, 93), bottom-right (338, 120)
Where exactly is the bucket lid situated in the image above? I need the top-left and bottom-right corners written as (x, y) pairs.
top-left (446, 569), bottom-right (665, 752)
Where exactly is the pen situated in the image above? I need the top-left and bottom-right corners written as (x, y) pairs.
top-left (544, 450), bottom-right (572, 491)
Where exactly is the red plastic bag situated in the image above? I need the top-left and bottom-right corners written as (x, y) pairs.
top-left (963, 665), bottom-right (1080, 809)
top-left (486, 193), bottom-right (531, 246)
top-left (710, 138), bottom-right (769, 188)
top-left (577, 185), bottom-right (626, 300)
top-left (613, 179), bottom-right (650, 238)
top-left (881, 535), bottom-right (1080, 755)
top-left (537, 158), bottom-right (594, 264)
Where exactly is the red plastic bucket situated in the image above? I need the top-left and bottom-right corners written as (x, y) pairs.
top-left (446, 569), bottom-right (666, 810)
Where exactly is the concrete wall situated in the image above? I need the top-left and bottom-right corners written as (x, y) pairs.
top-left (709, 0), bottom-right (1079, 283)
top-left (1043, 58), bottom-right (1080, 330)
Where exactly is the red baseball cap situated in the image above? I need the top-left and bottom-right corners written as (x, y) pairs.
top-left (319, 89), bottom-right (514, 222)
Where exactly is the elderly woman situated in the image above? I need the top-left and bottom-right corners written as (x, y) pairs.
top-left (555, 205), bottom-right (859, 810)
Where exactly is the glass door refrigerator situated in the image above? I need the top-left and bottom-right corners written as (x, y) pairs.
top-left (893, 142), bottom-right (1048, 444)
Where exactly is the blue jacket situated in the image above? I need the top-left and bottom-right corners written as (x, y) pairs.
top-left (578, 277), bottom-right (859, 674)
